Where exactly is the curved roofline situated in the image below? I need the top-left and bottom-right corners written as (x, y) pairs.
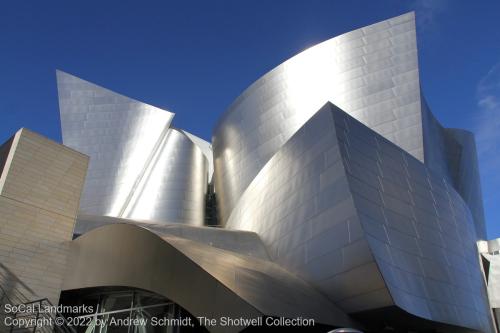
top-left (63, 223), bottom-right (355, 330)
top-left (212, 11), bottom-right (415, 136)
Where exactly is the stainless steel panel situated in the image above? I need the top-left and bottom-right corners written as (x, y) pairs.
top-left (212, 15), bottom-right (487, 275)
top-left (213, 12), bottom-right (422, 224)
top-left (57, 71), bottom-right (209, 225)
top-left (420, 97), bottom-right (486, 239)
top-left (335, 107), bottom-right (494, 332)
top-left (225, 104), bottom-right (386, 312)
top-left (225, 103), bottom-right (494, 332)
top-left (53, 10), bottom-right (492, 332)
top-left (63, 223), bottom-right (355, 331)
top-left (73, 214), bottom-right (270, 260)
top-left (122, 129), bottom-right (208, 225)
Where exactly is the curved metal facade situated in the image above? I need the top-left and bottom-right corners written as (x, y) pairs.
top-left (225, 104), bottom-right (388, 312)
top-left (121, 128), bottom-right (208, 225)
top-left (225, 103), bottom-right (494, 332)
top-left (57, 71), bottom-right (209, 225)
top-left (213, 12), bottom-right (423, 224)
top-left (212, 12), bottom-right (487, 243)
top-left (47, 11), bottom-right (493, 333)
top-left (421, 96), bottom-right (487, 239)
top-left (63, 223), bottom-right (355, 332)
top-left (334, 107), bottom-right (492, 332)
top-left (446, 128), bottom-right (486, 239)
top-left (73, 214), bottom-right (271, 260)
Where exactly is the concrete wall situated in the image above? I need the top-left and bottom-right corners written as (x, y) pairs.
top-left (0, 128), bottom-right (88, 304)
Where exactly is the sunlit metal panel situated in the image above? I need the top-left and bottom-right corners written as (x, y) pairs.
top-left (213, 12), bottom-right (422, 224)
top-left (57, 71), bottom-right (208, 225)
top-left (225, 103), bottom-right (494, 332)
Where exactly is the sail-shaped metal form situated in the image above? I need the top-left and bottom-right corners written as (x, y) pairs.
top-left (40, 11), bottom-right (493, 333)
top-left (63, 223), bottom-right (355, 332)
top-left (57, 71), bottom-right (209, 225)
top-left (212, 12), bottom-right (486, 240)
top-left (225, 103), bottom-right (494, 332)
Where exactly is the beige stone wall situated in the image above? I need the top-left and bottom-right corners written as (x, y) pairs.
top-left (0, 128), bottom-right (88, 304)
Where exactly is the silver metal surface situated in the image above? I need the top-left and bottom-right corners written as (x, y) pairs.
top-left (121, 128), bottom-right (208, 225)
top-left (225, 104), bottom-right (388, 313)
top-left (53, 11), bottom-right (492, 332)
top-left (213, 12), bottom-right (424, 224)
top-left (421, 96), bottom-right (487, 239)
top-left (63, 223), bottom-right (355, 332)
top-left (57, 71), bottom-right (209, 225)
top-left (212, 12), bottom-right (487, 244)
top-left (181, 130), bottom-right (214, 182)
top-left (74, 214), bottom-right (270, 260)
top-left (334, 107), bottom-right (493, 332)
top-left (225, 103), bottom-right (494, 332)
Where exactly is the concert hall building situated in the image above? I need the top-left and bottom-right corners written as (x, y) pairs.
top-left (1, 12), bottom-right (499, 333)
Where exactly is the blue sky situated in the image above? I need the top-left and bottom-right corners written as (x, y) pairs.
top-left (1, 1), bottom-right (499, 237)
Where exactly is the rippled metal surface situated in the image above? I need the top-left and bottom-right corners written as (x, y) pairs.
top-left (335, 108), bottom-right (493, 332)
top-left (213, 12), bottom-right (423, 224)
top-left (226, 104), bottom-right (387, 312)
top-left (420, 97), bottom-right (487, 239)
top-left (57, 71), bottom-right (209, 225)
top-left (63, 223), bottom-right (355, 331)
top-left (226, 103), bottom-right (494, 332)
top-left (73, 214), bottom-right (270, 260)
top-left (55, 11), bottom-right (492, 331)
top-left (121, 128), bottom-right (208, 225)
top-left (212, 12), bottom-right (487, 242)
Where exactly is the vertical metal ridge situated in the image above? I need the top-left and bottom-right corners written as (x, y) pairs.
top-left (119, 124), bottom-right (173, 218)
